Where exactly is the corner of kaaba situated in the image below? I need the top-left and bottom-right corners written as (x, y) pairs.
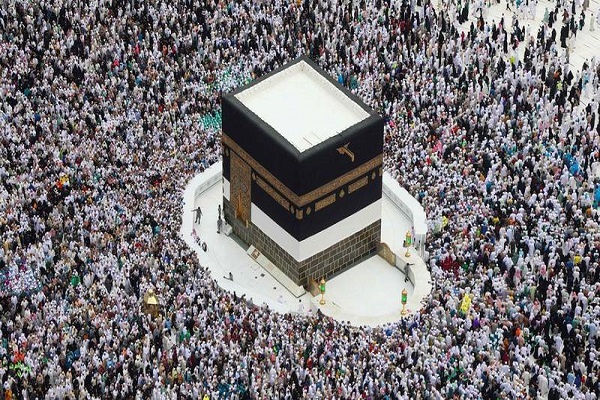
top-left (221, 56), bottom-right (384, 288)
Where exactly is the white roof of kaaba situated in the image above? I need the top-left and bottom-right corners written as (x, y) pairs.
top-left (235, 60), bottom-right (369, 152)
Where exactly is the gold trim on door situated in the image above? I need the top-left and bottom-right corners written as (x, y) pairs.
top-left (230, 152), bottom-right (251, 224)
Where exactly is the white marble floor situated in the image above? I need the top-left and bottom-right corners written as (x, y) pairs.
top-left (180, 163), bottom-right (431, 327)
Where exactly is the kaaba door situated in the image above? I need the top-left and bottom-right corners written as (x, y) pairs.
top-left (230, 153), bottom-right (251, 223)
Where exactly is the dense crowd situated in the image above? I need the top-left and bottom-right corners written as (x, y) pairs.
top-left (1, 0), bottom-right (600, 398)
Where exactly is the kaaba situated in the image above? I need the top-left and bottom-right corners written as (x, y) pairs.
top-left (222, 56), bottom-right (383, 288)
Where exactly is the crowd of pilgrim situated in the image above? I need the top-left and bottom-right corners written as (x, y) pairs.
top-left (1, 0), bottom-right (600, 398)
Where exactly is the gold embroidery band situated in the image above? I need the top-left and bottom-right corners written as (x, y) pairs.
top-left (315, 193), bottom-right (336, 212)
top-left (222, 134), bottom-right (382, 207)
top-left (348, 176), bottom-right (369, 194)
top-left (255, 176), bottom-right (290, 211)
